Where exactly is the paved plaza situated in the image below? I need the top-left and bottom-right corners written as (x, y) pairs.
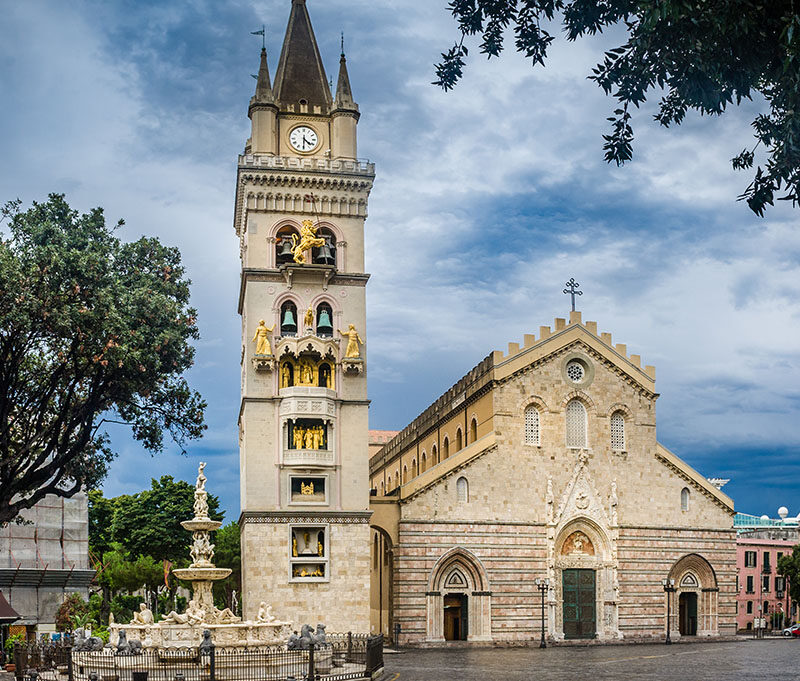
top-left (383, 639), bottom-right (799, 680)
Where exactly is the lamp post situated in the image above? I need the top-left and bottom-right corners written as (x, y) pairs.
top-left (534, 577), bottom-right (549, 648)
top-left (662, 578), bottom-right (675, 644)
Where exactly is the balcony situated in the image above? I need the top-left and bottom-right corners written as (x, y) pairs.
top-left (283, 448), bottom-right (334, 467)
top-left (762, 565), bottom-right (772, 574)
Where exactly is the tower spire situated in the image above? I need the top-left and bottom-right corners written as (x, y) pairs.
top-left (273, 0), bottom-right (332, 111)
top-left (334, 33), bottom-right (358, 112)
top-left (252, 47), bottom-right (275, 104)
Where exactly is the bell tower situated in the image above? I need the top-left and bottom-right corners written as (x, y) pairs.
top-left (235, 0), bottom-right (373, 631)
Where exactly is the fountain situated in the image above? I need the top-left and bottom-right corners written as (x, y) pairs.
top-left (109, 463), bottom-right (293, 648)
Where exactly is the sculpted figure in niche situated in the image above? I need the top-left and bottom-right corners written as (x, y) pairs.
top-left (304, 428), bottom-right (314, 449)
top-left (252, 320), bottom-right (275, 356)
top-left (281, 363), bottom-right (292, 388)
top-left (312, 426), bottom-right (321, 450)
top-left (563, 531), bottom-right (594, 556)
top-left (339, 324), bottom-right (364, 358)
top-left (293, 425), bottom-right (304, 449)
top-left (304, 307), bottom-right (314, 330)
top-left (300, 362), bottom-right (314, 385)
top-left (132, 603), bottom-right (154, 625)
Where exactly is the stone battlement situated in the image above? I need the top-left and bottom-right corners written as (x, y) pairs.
top-left (492, 310), bottom-right (656, 380)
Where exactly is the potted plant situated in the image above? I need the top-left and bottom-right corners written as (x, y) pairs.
top-left (4, 631), bottom-right (25, 672)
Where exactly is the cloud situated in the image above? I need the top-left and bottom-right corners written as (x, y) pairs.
top-left (1, 0), bottom-right (797, 520)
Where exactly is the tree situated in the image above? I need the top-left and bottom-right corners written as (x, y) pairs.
top-left (111, 476), bottom-right (223, 563)
top-left (55, 593), bottom-right (88, 632)
top-left (88, 489), bottom-right (116, 559)
top-left (212, 522), bottom-right (241, 612)
top-left (778, 545), bottom-right (800, 612)
top-left (435, 1), bottom-right (800, 216)
top-left (0, 194), bottom-right (206, 525)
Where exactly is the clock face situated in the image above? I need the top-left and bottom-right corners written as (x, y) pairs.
top-left (289, 126), bottom-right (319, 152)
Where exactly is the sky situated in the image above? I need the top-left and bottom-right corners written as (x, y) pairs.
top-left (1, 0), bottom-right (798, 522)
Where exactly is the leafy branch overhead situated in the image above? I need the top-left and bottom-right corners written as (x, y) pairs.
top-left (0, 194), bottom-right (206, 525)
top-left (435, 1), bottom-right (800, 216)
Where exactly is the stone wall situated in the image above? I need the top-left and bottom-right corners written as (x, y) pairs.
top-left (242, 520), bottom-right (370, 633)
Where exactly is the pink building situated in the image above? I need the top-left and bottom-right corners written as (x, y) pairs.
top-left (736, 533), bottom-right (796, 631)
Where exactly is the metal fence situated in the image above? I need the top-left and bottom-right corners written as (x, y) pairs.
top-left (14, 633), bottom-right (383, 681)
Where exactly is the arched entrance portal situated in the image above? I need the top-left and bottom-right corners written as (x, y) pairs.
top-left (667, 554), bottom-right (719, 638)
top-left (369, 527), bottom-right (393, 641)
top-left (552, 519), bottom-right (619, 641)
top-left (426, 548), bottom-right (491, 642)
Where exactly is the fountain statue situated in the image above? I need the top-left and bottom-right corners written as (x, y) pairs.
top-left (109, 463), bottom-right (292, 648)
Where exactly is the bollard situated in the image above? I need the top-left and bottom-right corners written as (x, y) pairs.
top-left (307, 643), bottom-right (314, 681)
top-left (393, 622), bottom-right (401, 648)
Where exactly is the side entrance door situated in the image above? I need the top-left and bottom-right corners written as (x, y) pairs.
top-left (443, 594), bottom-right (468, 640)
top-left (563, 569), bottom-right (596, 639)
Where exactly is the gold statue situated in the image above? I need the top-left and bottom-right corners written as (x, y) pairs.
top-left (304, 428), bottom-right (314, 449)
top-left (312, 566), bottom-right (323, 577)
top-left (298, 361), bottom-right (314, 386)
top-left (292, 536), bottom-right (298, 557)
top-left (252, 320), bottom-right (275, 356)
top-left (290, 220), bottom-right (326, 264)
top-left (300, 567), bottom-right (308, 577)
top-left (339, 324), bottom-right (363, 358)
top-left (281, 363), bottom-right (292, 388)
top-left (313, 426), bottom-right (322, 449)
top-left (304, 307), bottom-right (314, 330)
top-left (301, 481), bottom-right (314, 495)
top-left (317, 540), bottom-right (324, 556)
top-left (293, 426), bottom-right (304, 449)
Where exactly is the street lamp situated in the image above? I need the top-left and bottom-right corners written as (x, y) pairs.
top-left (662, 578), bottom-right (676, 644)
top-left (534, 578), bottom-right (550, 648)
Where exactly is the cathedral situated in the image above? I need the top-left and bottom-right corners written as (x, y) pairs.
top-left (234, 0), bottom-right (736, 645)
top-left (368, 313), bottom-right (737, 644)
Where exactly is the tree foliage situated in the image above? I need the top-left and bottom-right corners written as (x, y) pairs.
top-left (212, 522), bottom-right (241, 612)
top-left (55, 593), bottom-right (88, 632)
top-left (0, 194), bottom-right (206, 525)
top-left (435, 1), bottom-right (800, 216)
top-left (777, 545), bottom-right (800, 608)
top-left (110, 475), bottom-right (222, 563)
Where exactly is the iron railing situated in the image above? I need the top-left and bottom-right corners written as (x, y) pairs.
top-left (14, 632), bottom-right (383, 681)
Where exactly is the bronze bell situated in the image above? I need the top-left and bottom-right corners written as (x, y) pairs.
top-left (281, 308), bottom-right (297, 333)
top-left (315, 237), bottom-right (336, 266)
top-left (317, 308), bottom-right (333, 336)
top-left (277, 237), bottom-right (294, 261)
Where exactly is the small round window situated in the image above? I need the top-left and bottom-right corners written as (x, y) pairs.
top-left (566, 360), bottom-right (585, 383)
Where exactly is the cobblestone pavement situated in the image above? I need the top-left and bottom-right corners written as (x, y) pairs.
top-left (384, 639), bottom-right (799, 681)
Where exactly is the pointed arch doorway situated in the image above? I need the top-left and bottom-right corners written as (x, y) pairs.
top-left (426, 548), bottom-right (492, 642)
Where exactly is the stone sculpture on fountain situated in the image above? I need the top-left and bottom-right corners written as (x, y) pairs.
top-left (109, 463), bottom-right (292, 649)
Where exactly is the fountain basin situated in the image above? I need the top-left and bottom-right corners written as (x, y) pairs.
top-left (172, 567), bottom-right (231, 582)
top-left (181, 519), bottom-right (222, 532)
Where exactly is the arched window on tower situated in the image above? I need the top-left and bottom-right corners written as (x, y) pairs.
top-left (470, 417), bottom-right (478, 443)
top-left (275, 226), bottom-right (299, 265)
top-left (456, 477), bottom-right (469, 504)
top-left (280, 300), bottom-right (298, 336)
top-left (681, 487), bottom-right (690, 512)
top-left (318, 362), bottom-right (332, 389)
top-left (442, 437), bottom-right (450, 460)
top-left (421, 452), bottom-right (427, 472)
top-left (402, 466), bottom-right (408, 485)
top-left (380, 480), bottom-right (385, 495)
top-left (455, 428), bottom-right (463, 452)
top-left (316, 302), bottom-right (334, 337)
top-left (610, 411), bottom-right (625, 451)
top-left (312, 228), bottom-right (337, 266)
top-left (432, 444), bottom-right (438, 465)
top-left (412, 458), bottom-right (418, 478)
top-left (525, 405), bottom-right (541, 445)
top-left (565, 399), bottom-right (588, 448)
